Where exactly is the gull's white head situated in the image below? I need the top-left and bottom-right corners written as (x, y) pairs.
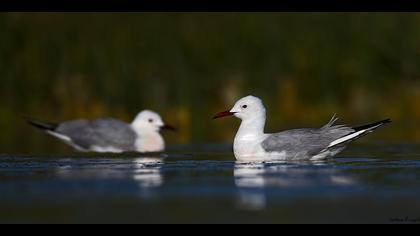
top-left (214, 95), bottom-right (266, 121)
top-left (132, 110), bottom-right (175, 133)
top-left (131, 110), bottom-right (175, 153)
top-left (214, 95), bottom-right (268, 160)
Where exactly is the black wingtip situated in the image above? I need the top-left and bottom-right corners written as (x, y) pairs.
top-left (352, 118), bottom-right (392, 132)
top-left (24, 117), bottom-right (58, 131)
top-left (377, 118), bottom-right (392, 125)
top-left (383, 118), bottom-right (392, 123)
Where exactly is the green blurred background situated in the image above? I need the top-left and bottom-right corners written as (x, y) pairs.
top-left (0, 12), bottom-right (419, 154)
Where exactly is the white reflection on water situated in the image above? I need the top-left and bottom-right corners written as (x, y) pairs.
top-left (54, 157), bottom-right (164, 198)
top-left (234, 161), bottom-right (357, 211)
top-left (234, 162), bottom-right (267, 211)
top-left (130, 157), bottom-right (164, 199)
top-left (132, 158), bottom-right (163, 188)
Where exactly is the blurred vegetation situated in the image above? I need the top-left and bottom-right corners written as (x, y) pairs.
top-left (0, 12), bottom-right (419, 153)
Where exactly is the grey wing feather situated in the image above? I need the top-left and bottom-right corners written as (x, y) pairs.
top-left (56, 118), bottom-right (138, 150)
top-left (261, 116), bottom-right (354, 158)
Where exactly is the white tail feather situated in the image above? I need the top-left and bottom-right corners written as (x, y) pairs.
top-left (46, 131), bottom-right (72, 142)
top-left (327, 123), bottom-right (383, 148)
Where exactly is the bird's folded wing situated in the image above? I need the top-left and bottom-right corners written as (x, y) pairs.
top-left (57, 118), bottom-right (137, 150)
top-left (262, 125), bottom-right (354, 157)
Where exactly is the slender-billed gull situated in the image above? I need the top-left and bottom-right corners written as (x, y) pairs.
top-left (27, 110), bottom-right (175, 153)
top-left (214, 95), bottom-right (391, 161)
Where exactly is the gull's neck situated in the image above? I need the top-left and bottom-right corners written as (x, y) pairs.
top-left (237, 114), bottom-right (266, 137)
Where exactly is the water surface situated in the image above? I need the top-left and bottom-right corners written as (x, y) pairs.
top-left (0, 142), bottom-right (419, 223)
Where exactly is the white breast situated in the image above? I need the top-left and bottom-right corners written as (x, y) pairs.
top-left (233, 133), bottom-right (268, 161)
top-left (135, 133), bottom-right (165, 153)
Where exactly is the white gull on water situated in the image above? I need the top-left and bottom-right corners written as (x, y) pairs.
top-left (214, 95), bottom-right (391, 161)
top-left (27, 110), bottom-right (175, 153)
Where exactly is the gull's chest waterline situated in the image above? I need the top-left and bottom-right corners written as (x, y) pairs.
top-left (233, 118), bottom-right (268, 160)
top-left (134, 131), bottom-right (165, 153)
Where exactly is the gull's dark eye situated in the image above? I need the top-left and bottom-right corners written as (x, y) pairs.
top-left (148, 119), bottom-right (154, 123)
top-left (242, 105), bottom-right (248, 109)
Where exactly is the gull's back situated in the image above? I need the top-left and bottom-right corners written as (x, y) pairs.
top-left (57, 118), bottom-right (138, 152)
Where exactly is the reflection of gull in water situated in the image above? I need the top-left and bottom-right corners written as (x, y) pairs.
top-left (55, 157), bottom-right (164, 198)
top-left (234, 161), bottom-right (295, 210)
top-left (234, 160), bottom-right (357, 211)
top-left (234, 162), bottom-right (267, 211)
top-left (132, 158), bottom-right (163, 188)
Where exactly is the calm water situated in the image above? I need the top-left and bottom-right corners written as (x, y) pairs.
top-left (0, 142), bottom-right (420, 224)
